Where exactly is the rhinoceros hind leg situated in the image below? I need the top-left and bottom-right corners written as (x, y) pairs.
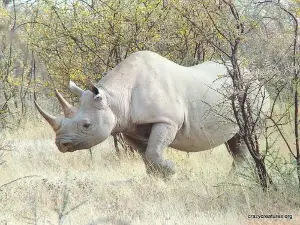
top-left (226, 132), bottom-right (255, 177)
top-left (225, 133), bottom-right (251, 167)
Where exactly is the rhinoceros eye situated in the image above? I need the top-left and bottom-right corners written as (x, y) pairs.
top-left (83, 123), bottom-right (92, 129)
top-left (79, 121), bottom-right (94, 132)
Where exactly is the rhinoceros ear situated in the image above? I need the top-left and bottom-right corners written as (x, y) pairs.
top-left (87, 82), bottom-right (102, 100)
top-left (88, 82), bottom-right (99, 96)
top-left (70, 81), bottom-right (84, 96)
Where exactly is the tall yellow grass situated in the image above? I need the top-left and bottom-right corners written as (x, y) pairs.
top-left (0, 120), bottom-right (299, 225)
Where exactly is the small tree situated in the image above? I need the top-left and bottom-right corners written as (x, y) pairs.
top-left (175, 0), bottom-right (272, 189)
top-left (256, 0), bottom-right (300, 187)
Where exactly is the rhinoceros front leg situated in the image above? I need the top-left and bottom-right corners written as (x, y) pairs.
top-left (143, 122), bottom-right (177, 178)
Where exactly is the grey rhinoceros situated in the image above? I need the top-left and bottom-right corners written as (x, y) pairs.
top-left (35, 51), bottom-right (270, 177)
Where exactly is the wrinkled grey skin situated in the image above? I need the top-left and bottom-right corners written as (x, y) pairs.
top-left (35, 51), bottom-right (270, 178)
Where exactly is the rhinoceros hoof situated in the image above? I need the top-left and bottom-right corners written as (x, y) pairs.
top-left (146, 160), bottom-right (176, 179)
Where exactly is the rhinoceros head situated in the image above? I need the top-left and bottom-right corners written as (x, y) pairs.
top-left (35, 81), bottom-right (116, 153)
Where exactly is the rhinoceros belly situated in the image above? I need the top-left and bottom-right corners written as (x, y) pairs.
top-left (170, 113), bottom-right (239, 152)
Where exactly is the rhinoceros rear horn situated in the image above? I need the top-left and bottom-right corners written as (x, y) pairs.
top-left (34, 101), bottom-right (61, 132)
top-left (55, 89), bottom-right (75, 118)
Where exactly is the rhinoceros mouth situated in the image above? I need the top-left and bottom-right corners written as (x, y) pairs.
top-left (58, 141), bottom-right (92, 153)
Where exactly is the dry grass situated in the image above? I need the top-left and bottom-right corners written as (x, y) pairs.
top-left (1, 120), bottom-right (300, 225)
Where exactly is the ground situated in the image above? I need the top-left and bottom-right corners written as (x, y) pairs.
top-left (0, 120), bottom-right (300, 225)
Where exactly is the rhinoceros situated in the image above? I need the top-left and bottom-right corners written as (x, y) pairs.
top-left (35, 51), bottom-right (270, 177)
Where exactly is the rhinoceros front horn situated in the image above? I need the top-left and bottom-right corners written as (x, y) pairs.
top-left (34, 101), bottom-right (61, 132)
top-left (55, 89), bottom-right (75, 118)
